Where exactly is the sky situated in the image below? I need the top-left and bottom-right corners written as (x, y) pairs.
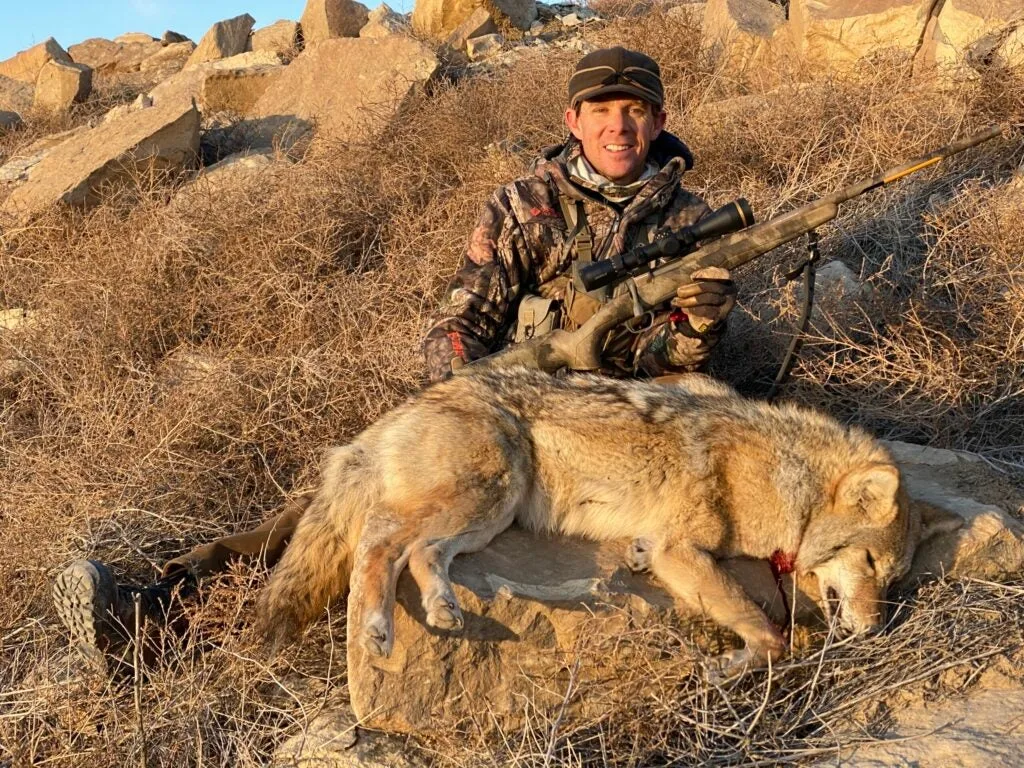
top-left (1, 0), bottom-right (415, 62)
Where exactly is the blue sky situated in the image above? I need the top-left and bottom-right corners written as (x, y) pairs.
top-left (1, 0), bottom-right (415, 62)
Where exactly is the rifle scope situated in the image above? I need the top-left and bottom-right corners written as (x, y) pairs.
top-left (577, 198), bottom-right (755, 292)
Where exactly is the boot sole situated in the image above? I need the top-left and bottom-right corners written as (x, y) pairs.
top-left (52, 560), bottom-right (119, 665)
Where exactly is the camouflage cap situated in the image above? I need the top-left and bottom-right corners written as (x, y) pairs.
top-left (568, 47), bottom-right (664, 109)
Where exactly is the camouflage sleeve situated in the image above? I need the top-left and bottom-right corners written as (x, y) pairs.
top-left (422, 189), bottom-right (528, 383)
top-left (633, 314), bottom-right (726, 377)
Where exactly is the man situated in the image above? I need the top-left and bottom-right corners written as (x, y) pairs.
top-left (52, 47), bottom-right (737, 668)
top-left (423, 46), bottom-right (735, 381)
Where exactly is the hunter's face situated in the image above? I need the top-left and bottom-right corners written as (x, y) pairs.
top-left (565, 96), bottom-right (666, 184)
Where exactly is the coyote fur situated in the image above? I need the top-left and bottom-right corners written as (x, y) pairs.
top-left (255, 368), bottom-right (946, 675)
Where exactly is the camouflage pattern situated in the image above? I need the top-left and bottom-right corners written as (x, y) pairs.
top-left (422, 131), bottom-right (725, 383)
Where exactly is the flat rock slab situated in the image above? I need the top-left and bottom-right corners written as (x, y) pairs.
top-left (0, 100), bottom-right (199, 218)
top-left (817, 687), bottom-right (1024, 766)
top-left (252, 36), bottom-right (438, 144)
top-left (347, 441), bottom-right (1023, 734)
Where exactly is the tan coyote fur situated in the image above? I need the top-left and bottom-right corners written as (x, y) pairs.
top-left (255, 369), bottom-right (950, 675)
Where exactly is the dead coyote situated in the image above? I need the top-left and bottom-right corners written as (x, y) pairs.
top-left (256, 369), bottom-right (944, 675)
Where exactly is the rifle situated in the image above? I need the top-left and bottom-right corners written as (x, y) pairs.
top-left (455, 124), bottom-right (1005, 376)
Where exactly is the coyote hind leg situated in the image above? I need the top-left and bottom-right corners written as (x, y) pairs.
top-left (350, 537), bottom-right (410, 658)
top-left (407, 521), bottom-right (514, 632)
top-left (408, 543), bottom-right (463, 631)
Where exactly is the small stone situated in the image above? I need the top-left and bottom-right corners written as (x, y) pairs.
top-left (467, 33), bottom-right (503, 60)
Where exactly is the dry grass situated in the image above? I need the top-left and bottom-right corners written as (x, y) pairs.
top-left (1, 7), bottom-right (1023, 766)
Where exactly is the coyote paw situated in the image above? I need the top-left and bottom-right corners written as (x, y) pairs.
top-left (361, 612), bottom-right (393, 658)
top-left (625, 537), bottom-right (655, 573)
top-left (425, 594), bottom-right (464, 631)
top-left (705, 647), bottom-right (759, 684)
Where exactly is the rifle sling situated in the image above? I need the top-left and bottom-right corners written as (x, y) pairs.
top-left (767, 230), bottom-right (820, 402)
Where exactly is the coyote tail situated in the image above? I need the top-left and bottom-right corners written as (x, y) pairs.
top-left (255, 445), bottom-right (372, 650)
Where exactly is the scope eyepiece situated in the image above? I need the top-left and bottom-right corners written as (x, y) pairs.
top-left (576, 198), bottom-right (754, 292)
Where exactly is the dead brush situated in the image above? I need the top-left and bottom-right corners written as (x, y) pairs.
top-left (1, 11), bottom-right (1024, 767)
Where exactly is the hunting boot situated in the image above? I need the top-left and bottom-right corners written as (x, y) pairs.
top-left (52, 559), bottom-right (191, 671)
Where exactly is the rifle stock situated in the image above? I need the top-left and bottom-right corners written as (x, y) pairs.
top-left (455, 124), bottom-right (1004, 376)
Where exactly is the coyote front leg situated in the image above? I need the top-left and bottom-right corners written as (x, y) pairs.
top-left (650, 543), bottom-right (785, 678)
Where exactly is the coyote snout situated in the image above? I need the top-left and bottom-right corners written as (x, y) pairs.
top-left (255, 369), bottom-right (946, 679)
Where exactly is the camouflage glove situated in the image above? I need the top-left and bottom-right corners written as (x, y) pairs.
top-left (671, 266), bottom-right (737, 335)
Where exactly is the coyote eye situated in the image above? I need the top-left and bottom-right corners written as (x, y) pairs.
top-left (865, 551), bottom-right (876, 571)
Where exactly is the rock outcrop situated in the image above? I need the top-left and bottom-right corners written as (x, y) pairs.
top-left (252, 36), bottom-right (438, 144)
top-left (300, 0), bottom-right (371, 45)
top-left (33, 60), bottom-right (91, 112)
top-left (346, 440), bottom-right (1023, 733)
top-left (0, 38), bottom-right (73, 84)
top-left (0, 100), bottom-right (200, 218)
top-left (185, 14), bottom-right (256, 69)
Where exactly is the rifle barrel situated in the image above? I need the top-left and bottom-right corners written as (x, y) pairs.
top-left (829, 124), bottom-right (1004, 205)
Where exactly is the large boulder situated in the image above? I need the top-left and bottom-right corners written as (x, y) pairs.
top-left (0, 75), bottom-right (33, 114)
top-left (412, 0), bottom-right (478, 38)
top-left (33, 60), bottom-right (92, 112)
top-left (0, 38), bottom-right (73, 84)
top-left (492, 0), bottom-right (538, 30)
top-left (444, 6), bottom-right (498, 51)
top-left (251, 20), bottom-right (302, 55)
top-left (918, 0), bottom-right (1024, 73)
top-left (300, 0), bottom-right (371, 45)
top-left (413, 0), bottom-right (536, 39)
top-left (185, 14), bottom-right (256, 69)
top-left (252, 36), bottom-right (438, 144)
top-left (200, 64), bottom-right (286, 115)
top-left (0, 127), bottom-right (88, 187)
top-left (701, 0), bottom-right (790, 71)
top-left (138, 41), bottom-right (196, 79)
top-left (67, 37), bottom-right (164, 75)
top-left (790, 0), bottom-right (933, 68)
top-left (147, 51), bottom-right (284, 114)
top-left (347, 440), bottom-right (1023, 733)
top-left (0, 100), bottom-right (199, 218)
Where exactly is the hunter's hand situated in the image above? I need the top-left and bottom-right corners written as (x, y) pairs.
top-left (671, 267), bottom-right (737, 334)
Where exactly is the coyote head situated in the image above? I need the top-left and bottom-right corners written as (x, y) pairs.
top-left (798, 463), bottom-right (960, 636)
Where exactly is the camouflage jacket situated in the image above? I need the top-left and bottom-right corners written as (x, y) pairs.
top-left (422, 131), bottom-right (724, 383)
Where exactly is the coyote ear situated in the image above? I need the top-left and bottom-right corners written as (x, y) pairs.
top-left (913, 499), bottom-right (963, 543)
top-left (836, 463), bottom-right (901, 524)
